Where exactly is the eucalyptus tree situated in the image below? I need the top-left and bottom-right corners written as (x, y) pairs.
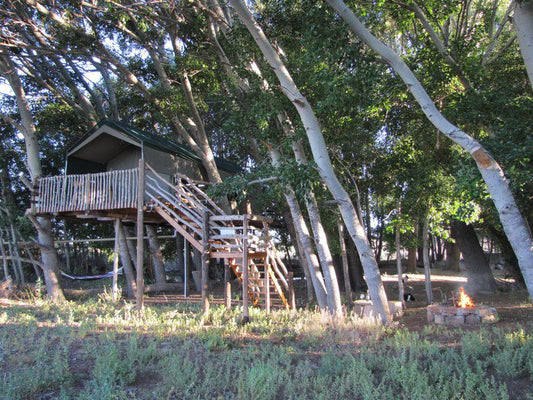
top-left (325, 0), bottom-right (533, 299)
top-left (8, 1), bottom-right (236, 214)
top-left (514, 0), bottom-right (533, 89)
top-left (193, 0), bottom-right (348, 312)
top-left (0, 54), bottom-right (64, 301)
top-left (227, 0), bottom-right (392, 322)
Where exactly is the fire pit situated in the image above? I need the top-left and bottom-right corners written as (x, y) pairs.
top-left (427, 288), bottom-right (497, 325)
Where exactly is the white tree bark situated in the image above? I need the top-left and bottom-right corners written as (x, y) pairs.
top-left (514, 0), bottom-right (533, 90)
top-left (292, 140), bottom-right (342, 314)
top-left (229, 0), bottom-right (391, 322)
top-left (326, 0), bottom-right (533, 301)
top-left (269, 148), bottom-right (328, 309)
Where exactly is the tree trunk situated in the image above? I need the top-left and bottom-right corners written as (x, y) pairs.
top-left (451, 220), bottom-right (497, 294)
top-left (326, 0), bottom-right (533, 301)
top-left (37, 217), bottom-right (65, 301)
top-left (347, 233), bottom-right (366, 292)
top-left (269, 148), bottom-right (328, 309)
top-left (230, 0), bottom-right (391, 323)
top-left (422, 214), bottom-right (433, 304)
top-left (514, 0), bottom-right (533, 90)
top-left (0, 54), bottom-right (64, 301)
top-left (338, 219), bottom-right (353, 302)
top-left (284, 210), bottom-right (315, 303)
top-left (445, 240), bottom-right (461, 271)
top-left (117, 220), bottom-right (137, 299)
top-left (291, 141), bottom-right (342, 315)
top-left (435, 236), bottom-right (444, 262)
top-left (489, 226), bottom-right (525, 286)
top-left (407, 217), bottom-right (419, 273)
top-left (146, 225), bottom-right (167, 290)
top-left (407, 247), bottom-right (417, 273)
top-left (396, 226), bottom-right (405, 307)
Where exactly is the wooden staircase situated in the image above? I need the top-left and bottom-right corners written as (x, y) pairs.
top-left (144, 164), bottom-right (291, 310)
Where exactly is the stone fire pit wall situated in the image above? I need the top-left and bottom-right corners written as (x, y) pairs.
top-left (427, 304), bottom-right (497, 325)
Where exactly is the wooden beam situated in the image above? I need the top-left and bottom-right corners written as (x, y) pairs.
top-left (224, 259), bottom-right (231, 310)
top-left (184, 239), bottom-right (190, 297)
top-left (112, 219), bottom-right (120, 302)
top-left (201, 210), bottom-right (210, 318)
top-left (242, 215), bottom-right (249, 323)
top-left (154, 206), bottom-right (203, 252)
top-left (136, 159), bottom-right (145, 312)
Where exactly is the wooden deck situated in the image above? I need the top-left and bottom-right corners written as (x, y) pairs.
top-left (32, 164), bottom-right (294, 311)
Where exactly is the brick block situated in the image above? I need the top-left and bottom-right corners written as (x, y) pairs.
top-left (465, 314), bottom-right (481, 325)
top-left (446, 315), bottom-right (466, 325)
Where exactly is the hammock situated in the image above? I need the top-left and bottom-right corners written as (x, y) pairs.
top-left (61, 267), bottom-right (123, 280)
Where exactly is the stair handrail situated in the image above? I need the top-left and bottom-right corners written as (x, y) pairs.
top-left (145, 164), bottom-right (206, 213)
top-left (145, 176), bottom-right (205, 233)
top-left (175, 173), bottom-right (226, 216)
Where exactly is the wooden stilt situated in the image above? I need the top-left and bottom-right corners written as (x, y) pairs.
top-left (136, 159), bottom-right (145, 312)
top-left (224, 260), bottom-right (231, 310)
top-left (242, 215), bottom-right (249, 323)
top-left (265, 257), bottom-right (271, 314)
top-left (184, 239), bottom-right (189, 297)
top-left (112, 219), bottom-right (120, 302)
top-left (338, 219), bottom-right (353, 304)
top-left (0, 237), bottom-right (10, 280)
top-left (201, 210), bottom-right (210, 318)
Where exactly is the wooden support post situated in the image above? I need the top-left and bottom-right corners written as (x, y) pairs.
top-left (224, 260), bottom-right (231, 310)
top-left (136, 159), bottom-right (145, 312)
top-left (201, 210), bottom-right (210, 318)
top-left (265, 256), bottom-right (271, 314)
top-left (0, 237), bottom-right (10, 280)
top-left (242, 215), bottom-right (249, 323)
top-left (112, 219), bottom-right (120, 302)
top-left (3, 231), bottom-right (19, 283)
top-left (10, 226), bottom-right (24, 284)
top-left (184, 239), bottom-right (189, 297)
top-left (288, 271), bottom-right (296, 310)
top-left (338, 219), bottom-right (353, 304)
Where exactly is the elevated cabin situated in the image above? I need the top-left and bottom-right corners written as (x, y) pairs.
top-left (34, 119), bottom-right (239, 221)
top-left (32, 120), bottom-right (293, 314)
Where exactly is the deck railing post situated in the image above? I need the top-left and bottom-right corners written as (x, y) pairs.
top-left (201, 209), bottom-right (210, 318)
top-left (136, 159), bottom-right (145, 312)
top-left (184, 238), bottom-right (190, 297)
top-left (224, 259), bottom-right (231, 310)
top-left (112, 218), bottom-right (120, 302)
top-left (242, 215), bottom-right (249, 323)
top-left (265, 254), bottom-right (271, 314)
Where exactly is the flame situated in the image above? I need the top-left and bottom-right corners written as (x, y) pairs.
top-left (457, 287), bottom-right (475, 308)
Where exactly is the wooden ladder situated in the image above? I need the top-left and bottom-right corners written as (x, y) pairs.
top-left (144, 164), bottom-right (290, 310)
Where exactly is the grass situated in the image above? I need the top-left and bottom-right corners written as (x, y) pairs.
top-left (0, 296), bottom-right (532, 399)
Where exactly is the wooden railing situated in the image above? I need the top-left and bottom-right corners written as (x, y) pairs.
top-left (34, 168), bottom-right (138, 214)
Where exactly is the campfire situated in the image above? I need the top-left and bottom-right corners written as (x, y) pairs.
top-left (427, 287), bottom-right (497, 325)
top-left (456, 287), bottom-right (475, 308)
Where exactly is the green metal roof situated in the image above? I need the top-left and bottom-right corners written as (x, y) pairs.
top-left (67, 119), bottom-right (241, 174)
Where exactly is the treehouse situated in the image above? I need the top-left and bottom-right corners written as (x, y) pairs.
top-left (31, 120), bottom-right (293, 316)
